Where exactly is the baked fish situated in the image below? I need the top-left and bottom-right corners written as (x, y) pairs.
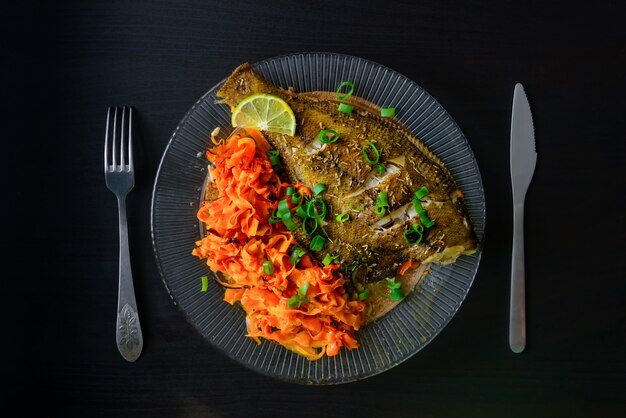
top-left (216, 64), bottom-right (478, 293)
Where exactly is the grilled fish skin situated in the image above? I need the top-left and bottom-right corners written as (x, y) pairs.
top-left (217, 63), bottom-right (478, 283)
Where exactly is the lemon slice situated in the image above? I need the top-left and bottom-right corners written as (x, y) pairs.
top-left (231, 93), bottom-right (296, 136)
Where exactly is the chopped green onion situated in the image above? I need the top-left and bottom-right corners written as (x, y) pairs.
top-left (317, 129), bottom-right (340, 144)
top-left (374, 278), bottom-right (405, 300)
top-left (289, 246), bottom-right (306, 266)
top-left (313, 183), bottom-right (327, 195)
top-left (322, 253), bottom-right (339, 266)
top-left (277, 199), bottom-right (290, 217)
top-left (263, 261), bottom-right (274, 275)
top-left (349, 202), bottom-right (364, 212)
top-left (267, 149), bottom-right (281, 166)
top-left (404, 223), bottom-right (424, 246)
top-left (200, 275), bottom-right (209, 292)
top-left (376, 164), bottom-right (385, 174)
top-left (309, 234), bottom-right (326, 252)
top-left (287, 295), bottom-right (300, 308)
top-left (413, 186), bottom-right (433, 227)
top-left (335, 213), bottom-right (350, 223)
top-left (420, 212), bottom-right (435, 228)
top-left (302, 216), bottom-right (318, 236)
top-left (380, 107), bottom-right (396, 117)
top-left (375, 192), bottom-right (389, 217)
top-left (358, 289), bottom-right (371, 301)
top-left (288, 282), bottom-right (310, 308)
top-left (291, 192), bottom-right (302, 205)
top-left (386, 278), bottom-right (402, 289)
top-left (361, 141), bottom-right (380, 165)
top-left (412, 196), bottom-right (426, 215)
top-left (411, 185), bottom-right (435, 228)
top-left (335, 81), bottom-right (354, 101)
top-left (390, 288), bottom-right (405, 301)
top-left (281, 212), bottom-right (298, 231)
top-left (295, 205), bottom-right (308, 219)
top-left (415, 186), bottom-right (429, 199)
top-left (299, 282), bottom-right (309, 297)
top-left (288, 294), bottom-right (308, 308)
top-left (286, 186), bottom-right (295, 196)
top-left (269, 208), bottom-right (282, 224)
top-left (306, 198), bottom-right (327, 219)
top-left (338, 103), bottom-right (353, 114)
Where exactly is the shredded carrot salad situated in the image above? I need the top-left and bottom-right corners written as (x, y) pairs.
top-left (192, 129), bottom-right (365, 360)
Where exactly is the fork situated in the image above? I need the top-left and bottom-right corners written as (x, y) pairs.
top-left (105, 106), bottom-right (143, 362)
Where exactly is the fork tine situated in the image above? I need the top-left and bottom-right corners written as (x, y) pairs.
top-left (112, 106), bottom-right (119, 168)
top-left (128, 107), bottom-right (134, 171)
top-left (104, 107), bottom-right (112, 170)
top-left (120, 107), bottom-right (126, 168)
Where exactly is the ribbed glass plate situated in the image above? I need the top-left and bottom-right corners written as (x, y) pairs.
top-left (151, 53), bottom-right (485, 384)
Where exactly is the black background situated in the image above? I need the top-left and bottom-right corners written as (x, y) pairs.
top-left (4, 0), bottom-right (625, 417)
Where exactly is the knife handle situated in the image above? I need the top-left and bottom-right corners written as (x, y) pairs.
top-left (509, 200), bottom-right (526, 353)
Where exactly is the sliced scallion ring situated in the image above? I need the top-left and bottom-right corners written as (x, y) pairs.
top-left (269, 208), bottom-right (282, 224)
top-left (281, 211), bottom-right (298, 231)
top-left (289, 246), bottom-right (306, 266)
top-left (266, 149), bottom-right (281, 166)
top-left (335, 212), bottom-right (350, 223)
top-left (361, 141), bottom-right (380, 165)
top-left (306, 198), bottom-right (327, 219)
top-left (335, 81), bottom-right (354, 101)
top-left (338, 103), bottom-right (353, 114)
top-left (299, 281), bottom-right (309, 297)
top-left (420, 212), bottom-right (435, 228)
top-left (375, 192), bottom-right (389, 216)
top-left (263, 261), bottom-right (274, 275)
top-left (415, 186), bottom-right (429, 199)
top-left (276, 199), bottom-right (290, 217)
top-left (291, 192), bottom-right (302, 205)
top-left (200, 275), bottom-right (209, 292)
top-left (321, 253), bottom-right (339, 266)
top-left (403, 223), bottom-right (423, 246)
top-left (390, 287), bottom-right (405, 301)
top-left (302, 216), bottom-right (318, 236)
top-left (412, 196), bottom-right (426, 215)
top-left (295, 205), bottom-right (308, 219)
top-left (286, 186), bottom-right (295, 196)
top-left (358, 288), bottom-right (371, 301)
top-left (316, 129), bottom-right (340, 144)
top-left (313, 183), bottom-right (327, 195)
top-left (309, 234), bottom-right (326, 252)
top-left (380, 107), bottom-right (396, 117)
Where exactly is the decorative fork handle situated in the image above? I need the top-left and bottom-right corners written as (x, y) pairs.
top-left (509, 199), bottom-right (526, 353)
top-left (115, 195), bottom-right (143, 361)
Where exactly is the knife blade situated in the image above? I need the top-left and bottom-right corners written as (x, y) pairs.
top-left (509, 83), bottom-right (536, 353)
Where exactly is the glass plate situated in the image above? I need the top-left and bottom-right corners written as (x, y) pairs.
top-left (151, 53), bottom-right (486, 384)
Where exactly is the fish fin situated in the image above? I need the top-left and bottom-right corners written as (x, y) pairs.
top-left (216, 63), bottom-right (279, 107)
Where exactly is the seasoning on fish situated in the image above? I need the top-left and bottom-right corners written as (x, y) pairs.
top-left (216, 63), bottom-right (478, 287)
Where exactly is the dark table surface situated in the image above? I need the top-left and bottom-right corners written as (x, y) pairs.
top-left (6, 0), bottom-right (626, 416)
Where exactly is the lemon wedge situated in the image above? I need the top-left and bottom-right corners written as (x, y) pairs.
top-left (231, 93), bottom-right (296, 136)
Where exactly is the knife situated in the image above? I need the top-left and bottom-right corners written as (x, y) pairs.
top-left (509, 83), bottom-right (536, 353)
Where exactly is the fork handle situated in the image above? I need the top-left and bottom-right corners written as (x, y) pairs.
top-left (509, 200), bottom-right (526, 353)
top-left (115, 196), bottom-right (143, 362)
